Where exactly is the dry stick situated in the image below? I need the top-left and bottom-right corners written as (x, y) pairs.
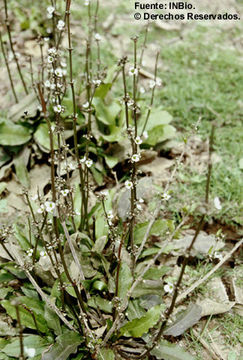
top-left (0, 30), bottom-right (18, 102)
top-left (15, 304), bottom-right (25, 360)
top-left (3, 0), bottom-right (28, 94)
top-left (138, 125), bottom-right (216, 360)
top-left (11, 246), bottom-right (77, 332)
top-left (192, 329), bottom-right (221, 360)
top-left (176, 238), bottom-right (243, 304)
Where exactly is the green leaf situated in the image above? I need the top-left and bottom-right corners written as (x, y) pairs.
top-left (14, 157), bottom-right (29, 187)
top-left (0, 119), bottom-right (31, 146)
top-left (98, 348), bottom-right (115, 360)
top-left (44, 301), bottom-right (62, 335)
top-left (117, 262), bottom-right (133, 300)
top-left (14, 223), bottom-right (30, 251)
top-left (88, 296), bottom-right (113, 313)
top-left (94, 98), bottom-right (120, 125)
top-left (1, 297), bottom-right (48, 333)
top-left (34, 123), bottom-right (58, 152)
top-left (151, 340), bottom-right (195, 360)
top-left (126, 300), bottom-right (146, 321)
top-left (134, 219), bottom-right (174, 245)
top-left (1, 335), bottom-right (50, 358)
top-left (42, 332), bottom-right (83, 360)
top-left (120, 304), bottom-right (164, 337)
top-left (94, 83), bottom-right (112, 99)
top-left (147, 124), bottom-right (176, 146)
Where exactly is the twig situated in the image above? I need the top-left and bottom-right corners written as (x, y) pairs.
top-left (176, 238), bottom-right (243, 304)
top-left (192, 329), bottom-right (221, 360)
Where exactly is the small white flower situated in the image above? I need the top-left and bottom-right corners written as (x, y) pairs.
top-left (214, 197), bottom-right (222, 210)
top-left (142, 131), bottom-right (148, 139)
top-left (75, 210), bottom-right (81, 216)
top-left (57, 20), bottom-right (65, 31)
top-left (26, 249), bottom-right (34, 257)
top-left (61, 189), bottom-right (70, 197)
top-left (24, 347), bottom-right (36, 358)
top-left (136, 204), bottom-right (142, 211)
top-left (85, 159), bottom-right (93, 168)
top-left (84, 0), bottom-right (90, 5)
top-left (48, 47), bottom-right (57, 55)
top-left (139, 198), bottom-right (144, 203)
top-left (131, 153), bottom-right (141, 163)
top-left (162, 192), bottom-right (171, 201)
top-left (164, 283), bottom-right (173, 294)
top-left (45, 80), bottom-right (51, 88)
top-left (50, 83), bottom-right (56, 90)
top-left (37, 204), bottom-right (45, 214)
top-left (40, 251), bottom-right (47, 257)
top-left (94, 33), bottom-right (102, 41)
top-left (92, 79), bottom-right (101, 86)
top-left (127, 100), bottom-right (134, 108)
top-left (100, 189), bottom-right (108, 197)
top-left (53, 104), bottom-right (62, 113)
top-left (214, 252), bottom-right (223, 261)
top-left (125, 180), bottom-right (133, 190)
top-left (47, 6), bottom-right (55, 15)
top-left (156, 78), bottom-right (162, 87)
top-left (55, 68), bottom-right (63, 77)
top-left (80, 156), bottom-right (86, 163)
top-left (61, 61), bottom-right (67, 68)
top-left (48, 56), bottom-right (54, 63)
top-left (134, 136), bottom-right (142, 145)
top-left (44, 37), bottom-right (50, 42)
top-left (107, 210), bottom-right (114, 219)
top-left (51, 124), bottom-right (55, 132)
top-left (31, 194), bottom-right (38, 201)
top-left (57, 83), bottom-right (63, 88)
top-left (83, 102), bottom-right (89, 109)
top-left (149, 80), bottom-right (156, 89)
top-left (128, 67), bottom-right (138, 77)
top-left (45, 201), bottom-right (56, 213)
top-left (140, 86), bottom-right (145, 94)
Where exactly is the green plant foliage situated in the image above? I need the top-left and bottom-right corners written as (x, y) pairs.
top-left (1, 297), bottom-right (48, 333)
top-left (120, 304), bottom-right (165, 337)
top-left (117, 262), bottom-right (133, 300)
top-left (151, 340), bottom-right (195, 360)
top-left (34, 123), bottom-right (58, 152)
top-left (1, 335), bottom-right (50, 358)
top-left (41, 332), bottom-right (83, 360)
top-left (98, 348), bottom-right (115, 360)
top-left (0, 119), bottom-right (31, 146)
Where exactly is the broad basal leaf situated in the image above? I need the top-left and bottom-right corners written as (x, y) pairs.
top-left (1, 297), bottom-right (48, 333)
top-left (0, 119), bottom-right (31, 146)
top-left (119, 304), bottom-right (164, 337)
top-left (117, 262), bottom-right (133, 300)
top-left (151, 340), bottom-right (195, 360)
top-left (41, 332), bottom-right (83, 360)
top-left (34, 123), bottom-right (58, 152)
top-left (1, 335), bottom-right (49, 358)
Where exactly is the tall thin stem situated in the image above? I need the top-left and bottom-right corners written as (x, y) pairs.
top-left (4, 0), bottom-right (28, 95)
top-left (0, 31), bottom-right (18, 102)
